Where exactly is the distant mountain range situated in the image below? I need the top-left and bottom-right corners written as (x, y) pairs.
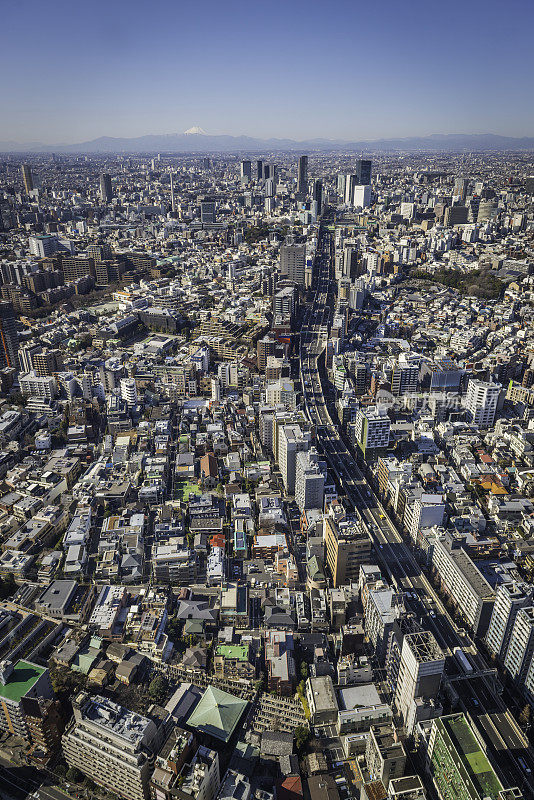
top-left (1, 132), bottom-right (534, 154)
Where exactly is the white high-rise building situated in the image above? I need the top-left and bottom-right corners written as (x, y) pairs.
top-left (503, 607), bottom-right (534, 685)
top-left (353, 184), bottom-right (371, 208)
top-left (486, 582), bottom-right (534, 661)
top-left (120, 378), bottom-right (138, 408)
top-left (211, 378), bottom-right (221, 403)
top-left (19, 372), bottom-right (58, 399)
top-left (295, 448), bottom-right (326, 512)
top-left (278, 424), bottom-right (311, 495)
top-left (465, 379), bottom-right (501, 428)
top-left (394, 631), bottom-right (444, 735)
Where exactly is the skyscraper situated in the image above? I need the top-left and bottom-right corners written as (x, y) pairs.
top-left (313, 179), bottom-right (323, 214)
top-left (394, 631), bottom-right (444, 734)
top-left (0, 301), bottom-right (19, 369)
top-left (100, 173), bottom-right (113, 203)
top-left (465, 379), bottom-right (501, 428)
top-left (21, 164), bottom-right (33, 194)
top-left (170, 171), bottom-right (176, 212)
top-left (240, 160), bottom-right (252, 185)
top-left (200, 199), bottom-right (216, 224)
top-left (454, 177), bottom-right (469, 203)
top-left (256, 160), bottom-right (263, 181)
top-left (344, 174), bottom-right (357, 204)
top-left (356, 159), bottom-right (372, 185)
top-left (486, 582), bottom-right (534, 661)
top-left (297, 155), bottom-right (308, 195)
top-left (280, 244), bottom-right (306, 287)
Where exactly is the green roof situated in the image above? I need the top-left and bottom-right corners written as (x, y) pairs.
top-left (187, 685), bottom-right (247, 742)
top-left (216, 644), bottom-right (249, 661)
top-left (438, 714), bottom-right (503, 799)
top-left (0, 661), bottom-right (46, 703)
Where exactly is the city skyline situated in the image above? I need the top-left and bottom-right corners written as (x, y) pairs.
top-left (1, 0), bottom-right (533, 144)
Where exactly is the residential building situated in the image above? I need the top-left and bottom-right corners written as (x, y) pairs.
top-left (62, 692), bottom-right (159, 800)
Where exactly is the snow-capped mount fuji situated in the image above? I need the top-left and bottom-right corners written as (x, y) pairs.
top-left (1, 132), bottom-right (534, 153)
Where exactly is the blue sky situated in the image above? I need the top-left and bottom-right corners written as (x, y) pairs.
top-left (1, 0), bottom-right (533, 143)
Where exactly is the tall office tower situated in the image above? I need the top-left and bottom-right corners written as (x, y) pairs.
top-left (394, 631), bottom-right (444, 735)
top-left (344, 174), bottom-right (357, 204)
top-left (444, 205), bottom-right (468, 226)
top-left (428, 714), bottom-right (506, 800)
top-left (454, 177), bottom-right (469, 203)
top-left (200, 199), bottom-right (216, 224)
top-left (465, 378), bottom-right (501, 428)
top-left (342, 245), bottom-right (358, 278)
top-left (63, 692), bottom-right (159, 800)
top-left (278, 423), bottom-right (311, 494)
top-left (356, 159), bottom-right (372, 185)
top-left (503, 607), bottom-right (534, 685)
top-left (280, 244), bottom-right (306, 288)
top-left (240, 160), bottom-right (252, 185)
top-left (170, 171), bottom-right (176, 212)
top-left (203, 157), bottom-right (211, 169)
top-left (264, 178), bottom-right (275, 197)
top-left (99, 173), bottom-right (113, 202)
top-left (0, 301), bottom-right (19, 369)
top-left (486, 582), bottom-right (534, 661)
top-left (324, 513), bottom-right (372, 588)
top-left (273, 285), bottom-right (297, 318)
top-left (297, 155), bottom-right (308, 195)
top-left (337, 173), bottom-right (346, 197)
top-left (257, 335), bottom-right (277, 372)
top-left (256, 160), bottom-right (263, 180)
top-left (353, 185), bottom-right (371, 208)
top-left (21, 164), bottom-right (34, 194)
top-left (352, 406), bottom-right (390, 457)
top-left (263, 164), bottom-right (270, 180)
top-left (391, 352), bottom-right (420, 396)
top-left (313, 179), bottom-right (323, 214)
top-left (295, 448), bottom-right (326, 512)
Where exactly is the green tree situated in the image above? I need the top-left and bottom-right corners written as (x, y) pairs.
top-left (148, 674), bottom-right (168, 704)
top-left (300, 661), bottom-right (308, 680)
top-left (0, 573), bottom-right (16, 600)
top-left (294, 726), bottom-right (310, 754)
top-left (519, 704), bottom-right (531, 730)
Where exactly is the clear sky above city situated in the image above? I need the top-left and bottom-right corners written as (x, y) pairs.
top-left (1, 0), bottom-right (533, 144)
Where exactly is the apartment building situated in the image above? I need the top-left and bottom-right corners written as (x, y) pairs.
top-left (62, 693), bottom-right (159, 800)
top-left (431, 534), bottom-right (495, 636)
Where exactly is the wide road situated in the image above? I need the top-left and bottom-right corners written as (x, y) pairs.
top-left (299, 221), bottom-right (534, 794)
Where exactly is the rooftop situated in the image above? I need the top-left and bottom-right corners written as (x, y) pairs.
top-left (186, 685), bottom-right (247, 742)
top-left (435, 714), bottom-right (503, 800)
top-left (0, 660), bottom-right (46, 703)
